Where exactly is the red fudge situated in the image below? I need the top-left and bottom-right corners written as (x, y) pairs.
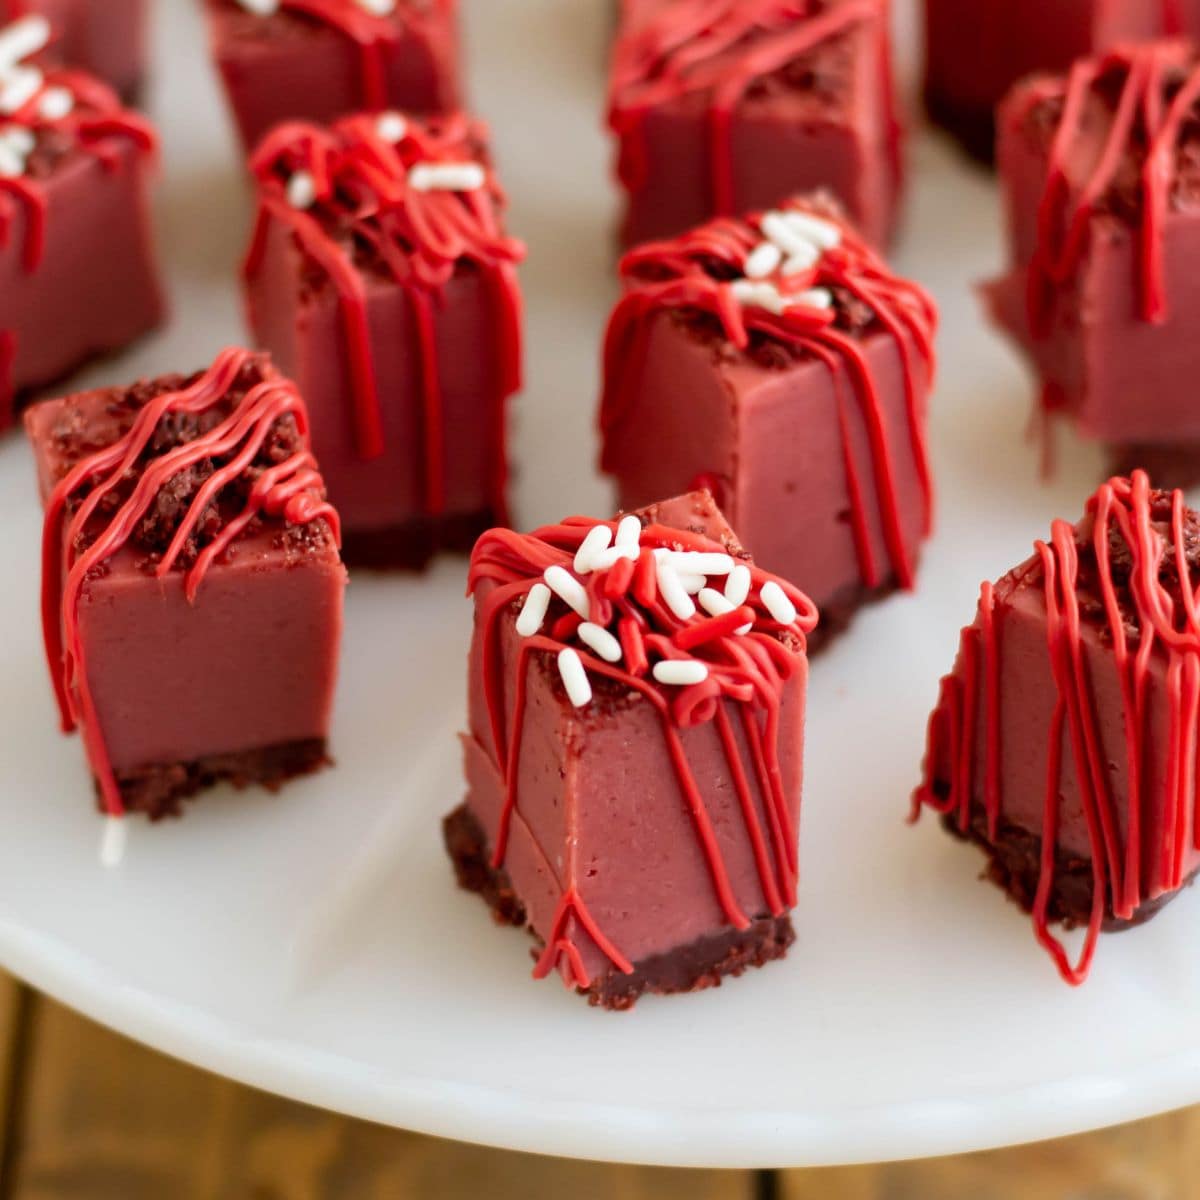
top-left (924, 0), bottom-right (1193, 162)
top-left (204, 0), bottom-right (459, 151)
top-left (446, 489), bottom-right (816, 1008)
top-left (599, 194), bottom-right (937, 644)
top-left (0, 0), bottom-right (148, 100)
top-left (607, 0), bottom-right (903, 249)
top-left (24, 347), bottom-right (346, 820)
top-left (0, 17), bottom-right (163, 432)
top-left (914, 472), bottom-right (1200, 985)
top-left (244, 110), bottom-right (524, 569)
top-left (987, 42), bottom-right (1200, 484)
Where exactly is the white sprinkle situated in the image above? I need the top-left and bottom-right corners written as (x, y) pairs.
top-left (99, 816), bottom-right (126, 869)
top-left (543, 564), bottom-right (590, 619)
top-left (731, 279), bottom-right (785, 315)
top-left (725, 563), bottom-right (752, 607)
top-left (667, 551), bottom-right (734, 576)
top-left (589, 544), bottom-right (637, 571)
top-left (760, 580), bottom-right (798, 625)
top-left (0, 139), bottom-right (22, 178)
top-left (783, 209), bottom-right (842, 250)
top-left (515, 582), bottom-right (551, 637)
top-left (793, 287), bottom-right (833, 310)
top-left (286, 169), bottom-right (317, 209)
top-left (655, 558), bottom-right (696, 621)
top-left (653, 659), bottom-right (709, 686)
top-left (0, 65), bottom-right (42, 115)
top-left (236, 0), bottom-right (280, 13)
top-left (37, 85), bottom-right (73, 120)
top-left (615, 513), bottom-right (642, 552)
top-left (375, 111), bottom-right (407, 143)
top-left (677, 572), bottom-right (707, 595)
top-left (0, 16), bottom-right (51, 68)
top-left (744, 240), bottom-right (782, 280)
top-left (558, 647), bottom-right (592, 708)
top-left (356, 0), bottom-right (397, 12)
top-left (577, 621), bottom-right (622, 663)
top-left (409, 162), bottom-right (486, 192)
top-left (761, 210), bottom-right (819, 258)
top-left (698, 587), bottom-right (735, 617)
top-left (573, 524), bottom-right (613, 575)
top-left (1, 124), bottom-right (32, 154)
top-left (781, 242), bottom-right (820, 275)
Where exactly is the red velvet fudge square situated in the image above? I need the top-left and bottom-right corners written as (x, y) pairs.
top-left (914, 472), bottom-right (1200, 985)
top-left (986, 43), bottom-right (1200, 484)
top-left (923, 0), bottom-right (1187, 162)
top-left (599, 194), bottom-right (936, 645)
top-left (204, 0), bottom-right (460, 151)
top-left (244, 111), bottom-right (524, 569)
top-left (0, 22), bottom-right (164, 433)
top-left (607, 0), bottom-right (903, 249)
top-left (446, 489), bottom-right (816, 1008)
top-left (24, 348), bottom-right (347, 820)
top-left (2, 0), bottom-right (149, 99)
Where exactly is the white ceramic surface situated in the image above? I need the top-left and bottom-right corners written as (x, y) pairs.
top-left (0, 0), bottom-right (1196, 1171)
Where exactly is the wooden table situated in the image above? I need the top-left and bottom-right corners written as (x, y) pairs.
top-left (0, 974), bottom-right (1188, 1198)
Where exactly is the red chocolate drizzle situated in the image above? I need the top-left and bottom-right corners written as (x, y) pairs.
top-left (608, 0), bottom-right (896, 220)
top-left (468, 515), bottom-right (816, 989)
top-left (1017, 41), bottom-right (1200, 340)
top-left (913, 471), bottom-right (1200, 985)
top-left (39, 347), bottom-right (340, 819)
top-left (600, 197), bottom-right (937, 592)
top-left (245, 111), bottom-right (524, 524)
top-left (0, 54), bottom-right (155, 417)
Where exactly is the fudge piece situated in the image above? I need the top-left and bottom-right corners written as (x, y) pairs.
top-left (913, 471), bottom-right (1200, 985)
top-left (607, 0), bottom-right (903, 249)
top-left (204, 0), bottom-right (460, 151)
top-left (987, 43), bottom-right (1200, 485)
top-left (0, 16), bottom-right (164, 433)
top-left (25, 347), bottom-right (346, 820)
top-left (599, 194), bottom-right (937, 643)
top-left (924, 0), bottom-right (1187, 162)
top-left (244, 110), bottom-right (524, 569)
top-left (2, 0), bottom-right (149, 100)
top-left (447, 489), bottom-right (816, 1008)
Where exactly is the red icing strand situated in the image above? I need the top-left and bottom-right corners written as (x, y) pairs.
top-left (39, 347), bottom-right (340, 819)
top-left (0, 60), bottom-right (155, 274)
top-left (1017, 41), bottom-right (1200, 342)
top-left (468, 514), bottom-right (815, 987)
top-left (608, 0), bottom-right (890, 220)
top-left (600, 196), bottom-right (937, 592)
top-left (913, 471), bottom-right (1200, 985)
top-left (245, 112), bottom-right (524, 522)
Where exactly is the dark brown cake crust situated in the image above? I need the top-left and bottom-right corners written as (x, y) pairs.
top-left (108, 737), bottom-right (329, 820)
top-left (340, 508), bottom-right (498, 571)
top-left (924, 86), bottom-right (996, 165)
top-left (937, 801), bottom-right (1195, 931)
top-left (443, 803), bottom-right (796, 1010)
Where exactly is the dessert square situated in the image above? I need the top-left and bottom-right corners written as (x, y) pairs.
top-left (987, 42), bottom-right (1200, 484)
top-left (914, 472), bottom-right (1200, 984)
top-left (24, 348), bottom-right (347, 820)
top-left (244, 110), bottom-right (524, 569)
top-left (447, 489), bottom-right (816, 1008)
top-left (203, 0), bottom-right (460, 151)
top-left (4, 0), bottom-right (149, 100)
top-left (599, 194), bottom-right (936, 643)
top-left (0, 16), bottom-right (164, 433)
top-left (607, 0), bottom-right (903, 249)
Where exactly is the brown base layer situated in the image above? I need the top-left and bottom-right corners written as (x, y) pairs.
top-left (937, 799), bottom-right (1194, 930)
top-left (340, 508), bottom-right (499, 571)
top-left (1107, 442), bottom-right (1200, 492)
top-left (923, 87), bottom-right (996, 166)
top-left (808, 573), bottom-right (903, 655)
top-left (443, 802), bottom-right (795, 1010)
top-left (107, 737), bottom-right (329, 821)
